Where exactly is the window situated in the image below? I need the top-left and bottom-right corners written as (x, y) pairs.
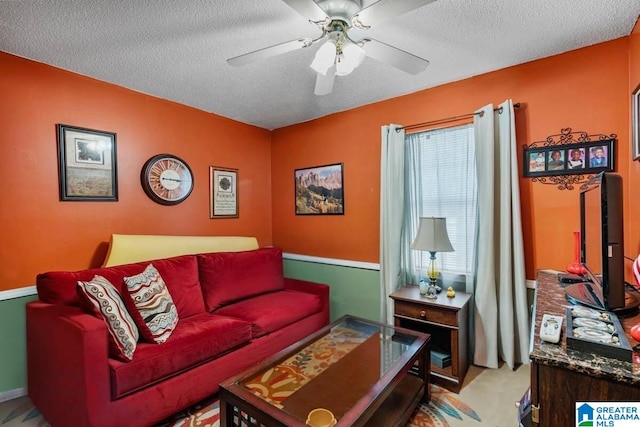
top-left (402, 124), bottom-right (477, 282)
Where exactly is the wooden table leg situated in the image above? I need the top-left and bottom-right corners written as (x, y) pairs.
top-left (219, 398), bottom-right (234, 427)
top-left (421, 340), bottom-right (431, 403)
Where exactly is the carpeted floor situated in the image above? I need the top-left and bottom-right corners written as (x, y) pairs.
top-left (0, 363), bottom-right (529, 427)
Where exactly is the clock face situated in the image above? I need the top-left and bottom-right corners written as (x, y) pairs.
top-left (141, 154), bottom-right (194, 205)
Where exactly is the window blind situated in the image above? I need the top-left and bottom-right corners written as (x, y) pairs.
top-left (404, 124), bottom-right (477, 276)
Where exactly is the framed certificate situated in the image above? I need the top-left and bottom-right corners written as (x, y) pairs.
top-left (209, 166), bottom-right (238, 218)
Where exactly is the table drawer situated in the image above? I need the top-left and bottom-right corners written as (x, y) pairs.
top-left (395, 301), bottom-right (457, 327)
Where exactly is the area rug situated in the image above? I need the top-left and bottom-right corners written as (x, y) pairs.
top-left (3, 327), bottom-right (535, 427)
top-left (160, 383), bottom-right (480, 427)
top-left (0, 384), bottom-right (480, 427)
top-left (2, 363), bottom-right (530, 426)
top-left (0, 323), bottom-right (498, 427)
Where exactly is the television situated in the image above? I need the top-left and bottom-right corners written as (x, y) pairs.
top-left (580, 172), bottom-right (625, 310)
top-left (564, 172), bottom-right (636, 311)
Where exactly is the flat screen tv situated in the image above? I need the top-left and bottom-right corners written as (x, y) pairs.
top-left (579, 172), bottom-right (625, 310)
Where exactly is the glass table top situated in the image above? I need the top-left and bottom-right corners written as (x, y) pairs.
top-left (236, 316), bottom-right (422, 423)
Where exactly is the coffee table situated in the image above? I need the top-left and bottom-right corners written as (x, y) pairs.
top-left (219, 315), bottom-right (431, 427)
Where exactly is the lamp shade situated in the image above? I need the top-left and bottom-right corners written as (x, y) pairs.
top-left (411, 217), bottom-right (454, 252)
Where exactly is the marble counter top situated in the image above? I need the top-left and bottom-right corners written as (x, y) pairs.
top-left (530, 272), bottom-right (640, 385)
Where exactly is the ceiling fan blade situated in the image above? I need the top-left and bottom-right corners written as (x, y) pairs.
top-left (352, 0), bottom-right (437, 28)
top-left (314, 66), bottom-right (336, 96)
top-left (363, 38), bottom-right (429, 74)
top-left (227, 38), bottom-right (312, 67)
top-left (281, 0), bottom-right (329, 23)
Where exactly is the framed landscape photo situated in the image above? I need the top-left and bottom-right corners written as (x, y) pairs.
top-left (210, 166), bottom-right (238, 218)
top-left (57, 124), bottom-right (117, 201)
top-left (633, 83), bottom-right (640, 160)
top-left (295, 163), bottom-right (344, 215)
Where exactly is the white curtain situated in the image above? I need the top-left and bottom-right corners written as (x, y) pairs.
top-left (380, 125), bottom-right (406, 325)
top-left (473, 100), bottom-right (530, 369)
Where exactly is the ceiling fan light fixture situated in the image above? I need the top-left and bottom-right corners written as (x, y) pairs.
top-left (335, 41), bottom-right (365, 76)
top-left (227, 0), bottom-right (435, 96)
top-left (310, 40), bottom-right (337, 75)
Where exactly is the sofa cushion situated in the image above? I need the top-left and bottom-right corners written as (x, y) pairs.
top-left (36, 254), bottom-right (206, 318)
top-left (123, 264), bottom-right (179, 343)
top-left (213, 290), bottom-right (323, 338)
top-left (108, 313), bottom-right (252, 399)
top-left (198, 247), bottom-right (285, 311)
top-left (77, 275), bottom-right (139, 361)
top-left (39, 264), bottom-right (143, 306)
top-left (149, 255), bottom-right (205, 318)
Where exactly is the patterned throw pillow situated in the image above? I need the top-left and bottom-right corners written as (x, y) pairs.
top-left (123, 264), bottom-right (179, 343)
top-left (77, 275), bottom-right (139, 361)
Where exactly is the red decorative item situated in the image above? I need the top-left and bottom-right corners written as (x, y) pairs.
top-left (630, 323), bottom-right (640, 342)
top-left (633, 254), bottom-right (640, 288)
top-left (566, 231), bottom-right (587, 275)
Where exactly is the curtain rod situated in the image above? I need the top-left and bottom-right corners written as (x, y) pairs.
top-left (396, 102), bottom-right (521, 132)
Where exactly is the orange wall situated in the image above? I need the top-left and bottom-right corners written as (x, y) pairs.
top-left (629, 19), bottom-right (640, 264)
top-left (0, 52), bottom-right (273, 291)
top-left (2, 34), bottom-right (637, 290)
top-left (272, 38), bottom-right (632, 279)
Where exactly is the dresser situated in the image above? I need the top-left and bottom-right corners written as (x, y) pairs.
top-left (389, 285), bottom-right (471, 393)
top-left (530, 272), bottom-right (640, 426)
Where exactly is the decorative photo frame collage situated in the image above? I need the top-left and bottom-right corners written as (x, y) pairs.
top-left (522, 138), bottom-right (615, 178)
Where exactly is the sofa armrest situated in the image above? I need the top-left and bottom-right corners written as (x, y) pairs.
top-left (284, 278), bottom-right (330, 322)
top-left (27, 301), bottom-right (112, 426)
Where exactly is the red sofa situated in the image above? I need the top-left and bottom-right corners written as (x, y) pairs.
top-left (27, 247), bottom-right (330, 427)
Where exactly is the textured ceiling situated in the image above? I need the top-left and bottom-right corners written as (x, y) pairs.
top-left (1, 1), bottom-right (639, 130)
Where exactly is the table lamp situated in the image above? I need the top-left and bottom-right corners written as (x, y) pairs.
top-left (411, 217), bottom-right (454, 298)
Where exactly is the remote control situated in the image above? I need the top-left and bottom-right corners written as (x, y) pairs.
top-left (540, 314), bottom-right (563, 344)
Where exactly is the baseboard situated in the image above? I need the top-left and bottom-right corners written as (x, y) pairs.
top-left (282, 252), bottom-right (380, 271)
top-left (0, 286), bottom-right (37, 301)
top-left (0, 387), bottom-right (27, 403)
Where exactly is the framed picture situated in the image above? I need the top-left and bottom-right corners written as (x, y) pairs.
top-left (295, 163), bottom-right (344, 215)
top-left (566, 147), bottom-right (586, 170)
top-left (527, 151), bottom-right (546, 173)
top-left (522, 139), bottom-right (614, 178)
top-left (210, 166), bottom-right (238, 218)
top-left (57, 124), bottom-right (117, 201)
top-left (632, 83), bottom-right (640, 160)
top-left (547, 149), bottom-right (565, 171)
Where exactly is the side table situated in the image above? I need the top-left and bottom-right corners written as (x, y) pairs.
top-left (390, 285), bottom-right (471, 393)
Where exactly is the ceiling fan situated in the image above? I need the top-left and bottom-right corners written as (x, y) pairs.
top-left (227, 0), bottom-right (436, 95)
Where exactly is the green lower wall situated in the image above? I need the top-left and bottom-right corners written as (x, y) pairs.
top-left (0, 294), bottom-right (37, 395)
top-left (283, 259), bottom-right (381, 322)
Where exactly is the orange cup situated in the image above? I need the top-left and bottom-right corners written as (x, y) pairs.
top-left (306, 408), bottom-right (336, 427)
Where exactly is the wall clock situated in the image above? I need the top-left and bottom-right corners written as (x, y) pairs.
top-left (140, 154), bottom-right (194, 205)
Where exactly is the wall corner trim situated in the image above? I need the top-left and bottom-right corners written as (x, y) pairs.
top-left (0, 286), bottom-right (37, 302)
top-left (282, 253), bottom-right (380, 271)
top-left (0, 387), bottom-right (27, 403)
